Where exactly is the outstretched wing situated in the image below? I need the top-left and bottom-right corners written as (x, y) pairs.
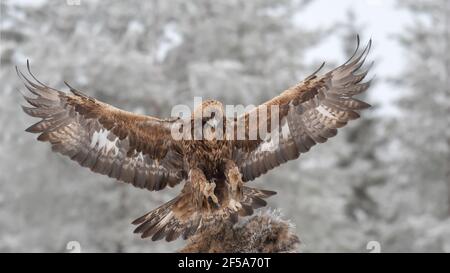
top-left (17, 61), bottom-right (185, 191)
top-left (233, 38), bottom-right (373, 182)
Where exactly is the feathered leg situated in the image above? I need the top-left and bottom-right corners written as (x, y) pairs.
top-left (190, 168), bottom-right (219, 209)
top-left (224, 160), bottom-right (243, 211)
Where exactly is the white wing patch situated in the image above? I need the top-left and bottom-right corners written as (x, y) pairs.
top-left (156, 211), bottom-right (173, 228)
top-left (259, 139), bottom-right (277, 152)
top-left (259, 118), bottom-right (290, 153)
top-left (316, 105), bottom-right (335, 119)
top-left (281, 119), bottom-right (291, 139)
top-left (90, 129), bottom-right (119, 155)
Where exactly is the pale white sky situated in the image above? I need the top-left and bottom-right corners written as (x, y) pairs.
top-left (295, 0), bottom-right (413, 116)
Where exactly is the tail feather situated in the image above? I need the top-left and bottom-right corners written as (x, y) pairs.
top-left (132, 197), bottom-right (179, 225)
top-left (132, 186), bottom-right (277, 242)
top-left (239, 204), bottom-right (254, 217)
top-left (240, 186), bottom-right (276, 214)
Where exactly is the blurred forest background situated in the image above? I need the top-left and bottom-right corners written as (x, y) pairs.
top-left (0, 0), bottom-right (449, 252)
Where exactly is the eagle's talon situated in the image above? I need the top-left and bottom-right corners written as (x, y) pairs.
top-left (211, 199), bottom-right (220, 209)
top-left (212, 195), bottom-right (219, 204)
top-left (203, 182), bottom-right (219, 207)
top-left (225, 160), bottom-right (244, 203)
top-left (208, 193), bottom-right (219, 206)
top-left (228, 198), bottom-right (242, 211)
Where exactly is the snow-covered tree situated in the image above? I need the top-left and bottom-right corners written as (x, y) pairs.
top-left (376, 0), bottom-right (450, 252)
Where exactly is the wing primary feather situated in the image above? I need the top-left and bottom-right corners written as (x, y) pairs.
top-left (305, 62), bottom-right (326, 81)
top-left (343, 34), bottom-right (361, 66)
top-left (345, 39), bottom-right (372, 70)
top-left (26, 60), bottom-right (50, 88)
top-left (64, 81), bottom-right (90, 98)
top-left (351, 51), bottom-right (374, 75)
top-left (16, 67), bottom-right (41, 95)
top-left (25, 60), bottom-right (62, 93)
top-left (17, 66), bottom-right (59, 100)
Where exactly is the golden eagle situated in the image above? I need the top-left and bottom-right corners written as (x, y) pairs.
top-left (17, 38), bottom-right (372, 242)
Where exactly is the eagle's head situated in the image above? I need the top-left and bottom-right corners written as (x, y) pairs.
top-left (193, 99), bottom-right (224, 139)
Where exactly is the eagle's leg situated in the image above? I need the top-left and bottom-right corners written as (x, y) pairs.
top-left (190, 168), bottom-right (219, 209)
top-left (224, 160), bottom-right (243, 211)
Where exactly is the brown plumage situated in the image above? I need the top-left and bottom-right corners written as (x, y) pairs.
top-left (17, 37), bottom-right (373, 242)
